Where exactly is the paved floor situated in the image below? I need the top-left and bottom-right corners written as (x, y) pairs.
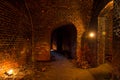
top-left (34, 52), bottom-right (112, 80)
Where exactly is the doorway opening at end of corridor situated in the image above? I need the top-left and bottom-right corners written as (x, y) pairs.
top-left (50, 24), bottom-right (77, 59)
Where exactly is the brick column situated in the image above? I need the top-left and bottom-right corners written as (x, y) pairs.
top-left (112, 0), bottom-right (120, 79)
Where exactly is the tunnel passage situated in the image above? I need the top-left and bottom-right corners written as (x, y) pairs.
top-left (51, 24), bottom-right (77, 59)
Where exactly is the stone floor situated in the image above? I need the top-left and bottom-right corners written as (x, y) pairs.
top-left (33, 52), bottom-right (112, 80)
top-left (0, 52), bottom-right (113, 80)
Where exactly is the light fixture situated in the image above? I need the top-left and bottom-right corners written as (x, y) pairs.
top-left (89, 32), bottom-right (95, 38)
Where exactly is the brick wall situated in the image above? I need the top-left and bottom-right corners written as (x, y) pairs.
top-left (0, 0), bottom-right (32, 69)
top-left (113, 0), bottom-right (120, 79)
top-left (26, 0), bottom-right (93, 61)
top-left (97, 1), bottom-right (113, 65)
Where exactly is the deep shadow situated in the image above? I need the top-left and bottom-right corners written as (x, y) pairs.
top-left (51, 24), bottom-right (77, 59)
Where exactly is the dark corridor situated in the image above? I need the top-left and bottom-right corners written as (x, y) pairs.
top-left (0, 0), bottom-right (120, 80)
top-left (51, 24), bottom-right (77, 59)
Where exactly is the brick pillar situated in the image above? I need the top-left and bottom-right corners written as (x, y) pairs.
top-left (112, 0), bottom-right (120, 79)
top-left (76, 29), bottom-right (83, 63)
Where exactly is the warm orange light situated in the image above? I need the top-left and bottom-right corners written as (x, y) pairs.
top-left (7, 69), bottom-right (13, 75)
top-left (89, 32), bottom-right (95, 38)
top-left (102, 31), bottom-right (106, 35)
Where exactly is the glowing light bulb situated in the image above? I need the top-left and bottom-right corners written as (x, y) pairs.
top-left (89, 32), bottom-right (95, 38)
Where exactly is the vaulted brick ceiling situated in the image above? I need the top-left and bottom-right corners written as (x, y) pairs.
top-left (5, 0), bottom-right (111, 29)
top-left (25, 0), bottom-right (93, 29)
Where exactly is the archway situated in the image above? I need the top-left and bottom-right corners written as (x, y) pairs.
top-left (51, 24), bottom-right (77, 59)
top-left (97, 1), bottom-right (113, 65)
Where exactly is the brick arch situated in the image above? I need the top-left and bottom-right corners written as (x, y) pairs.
top-left (99, 1), bottom-right (113, 17)
top-left (97, 1), bottom-right (113, 65)
top-left (50, 23), bottom-right (77, 59)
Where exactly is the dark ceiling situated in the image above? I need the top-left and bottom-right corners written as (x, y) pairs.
top-left (5, 0), bottom-right (112, 30)
top-left (92, 0), bottom-right (112, 17)
top-left (5, 0), bottom-right (111, 19)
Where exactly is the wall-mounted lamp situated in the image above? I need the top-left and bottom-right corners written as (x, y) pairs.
top-left (89, 32), bottom-right (95, 38)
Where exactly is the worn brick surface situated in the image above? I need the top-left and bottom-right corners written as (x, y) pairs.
top-left (0, 0), bottom-right (32, 68)
top-left (1, 0), bottom-right (119, 74)
top-left (26, 0), bottom-right (93, 61)
top-left (97, 1), bottom-right (113, 65)
top-left (112, 0), bottom-right (120, 79)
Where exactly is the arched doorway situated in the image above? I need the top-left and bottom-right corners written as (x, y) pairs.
top-left (97, 1), bottom-right (113, 65)
top-left (51, 24), bottom-right (77, 59)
